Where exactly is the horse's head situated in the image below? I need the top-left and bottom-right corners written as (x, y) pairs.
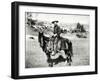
top-left (39, 32), bottom-right (58, 56)
top-left (45, 37), bottom-right (57, 56)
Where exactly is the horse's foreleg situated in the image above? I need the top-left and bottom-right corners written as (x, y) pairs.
top-left (46, 53), bottom-right (53, 67)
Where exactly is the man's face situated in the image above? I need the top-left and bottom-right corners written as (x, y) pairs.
top-left (53, 22), bottom-right (58, 25)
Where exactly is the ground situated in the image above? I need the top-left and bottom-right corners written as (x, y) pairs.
top-left (25, 33), bottom-right (90, 68)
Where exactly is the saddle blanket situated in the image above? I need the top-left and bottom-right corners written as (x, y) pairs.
top-left (51, 50), bottom-right (67, 59)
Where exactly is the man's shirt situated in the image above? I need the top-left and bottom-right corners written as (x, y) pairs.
top-left (54, 25), bottom-right (61, 36)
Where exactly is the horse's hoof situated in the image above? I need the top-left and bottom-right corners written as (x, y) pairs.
top-left (49, 63), bottom-right (53, 67)
top-left (68, 63), bottom-right (71, 66)
top-left (49, 64), bottom-right (51, 67)
top-left (54, 62), bottom-right (58, 65)
top-left (50, 64), bottom-right (53, 67)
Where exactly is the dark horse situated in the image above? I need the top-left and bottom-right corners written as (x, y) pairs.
top-left (38, 32), bottom-right (73, 67)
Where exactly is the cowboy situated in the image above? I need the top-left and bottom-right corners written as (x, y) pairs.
top-left (52, 20), bottom-right (61, 54)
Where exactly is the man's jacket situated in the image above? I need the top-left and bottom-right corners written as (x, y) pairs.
top-left (54, 25), bottom-right (61, 37)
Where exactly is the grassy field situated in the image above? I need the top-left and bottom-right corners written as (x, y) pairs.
top-left (25, 33), bottom-right (90, 68)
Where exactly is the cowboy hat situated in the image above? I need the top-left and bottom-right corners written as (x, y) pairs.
top-left (52, 20), bottom-right (59, 24)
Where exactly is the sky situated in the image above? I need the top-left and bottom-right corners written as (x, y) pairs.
top-left (28, 12), bottom-right (90, 25)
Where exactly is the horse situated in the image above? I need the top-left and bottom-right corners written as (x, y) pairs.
top-left (38, 32), bottom-right (73, 67)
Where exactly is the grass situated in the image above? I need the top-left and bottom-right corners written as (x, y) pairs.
top-left (25, 25), bottom-right (90, 68)
top-left (25, 34), bottom-right (90, 68)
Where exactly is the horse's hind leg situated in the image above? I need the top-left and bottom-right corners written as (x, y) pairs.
top-left (64, 50), bottom-right (69, 64)
top-left (68, 53), bottom-right (72, 66)
top-left (64, 50), bottom-right (72, 66)
top-left (68, 56), bottom-right (71, 66)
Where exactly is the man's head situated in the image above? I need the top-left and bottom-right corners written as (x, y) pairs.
top-left (52, 20), bottom-right (59, 25)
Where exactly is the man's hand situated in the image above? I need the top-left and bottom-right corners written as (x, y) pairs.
top-left (53, 34), bottom-right (57, 37)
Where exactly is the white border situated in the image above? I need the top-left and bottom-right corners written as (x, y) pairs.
top-left (19, 5), bottom-right (95, 76)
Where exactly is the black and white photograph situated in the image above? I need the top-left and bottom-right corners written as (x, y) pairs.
top-left (25, 12), bottom-right (90, 68)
